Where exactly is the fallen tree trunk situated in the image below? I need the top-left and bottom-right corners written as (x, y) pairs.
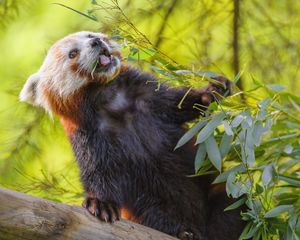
top-left (0, 187), bottom-right (177, 240)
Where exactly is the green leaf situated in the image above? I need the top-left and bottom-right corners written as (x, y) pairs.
top-left (213, 164), bottom-right (246, 184)
top-left (288, 97), bottom-right (300, 112)
top-left (239, 222), bottom-right (259, 239)
top-left (129, 48), bottom-right (156, 60)
top-left (284, 144), bottom-right (293, 154)
top-left (232, 115), bottom-right (244, 128)
top-left (245, 145), bottom-right (255, 166)
top-left (257, 109), bottom-right (268, 121)
top-left (243, 129), bottom-right (255, 161)
top-left (252, 75), bottom-right (264, 87)
top-left (242, 112), bottom-right (253, 129)
top-left (255, 183), bottom-right (264, 194)
top-left (194, 143), bottom-right (206, 173)
top-left (278, 174), bottom-right (300, 187)
top-left (239, 223), bottom-right (252, 240)
top-left (208, 102), bottom-right (218, 111)
top-left (196, 71), bottom-right (219, 78)
top-left (266, 133), bottom-right (299, 143)
top-left (226, 172), bottom-right (237, 197)
top-left (175, 70), bottom-right (219, 79)
top-left (242, 225), bottom-right (259, 239)
top-left (264, 205), bottom-right (293, 218)
top-left (205, 135), bottom-right (222, 172)
top-left (245, 129), bottom-right (255, 149)
top-left (196, 113), bottom-right (225, 144)
top-left (262, 164), bottom-right (275, 186)
top-left (175, 120), bottom-right (207, 150)
top-left (150, 66), bottom-right (167, 75)
top-left (226, 175), bottom-right (248, 199)
top-left (267, 84), bottom-right (285, 92)
top-left (130, 47), bottom-right (139, 55)
top-left (287, 212), bottom-right (300, 240)
top-left (223, 120), bottom-right (234, 136)
top-left (263, 118), bottom-right (272, 132)
top-left (252, 121), bottom-right (263, 146)
top-left (246, 199), bottom-right (263, 214)
top-left (233, 70), bottom-right (244, 86)
top-left (258, 98), bottom-right (271, 109)
top-left (224, 197), bottom-right (246, 212)
top-left (276, 193), bottom-right (299, 205)
top-left (253, 231), bottom-right (262, 240)
top-left (194, 159), bottom-right (214, 176)
top-left (220, 133), bottom-right (233, 158)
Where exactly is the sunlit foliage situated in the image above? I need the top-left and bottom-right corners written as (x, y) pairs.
top-left (0, 0), bottom-right (299, 238)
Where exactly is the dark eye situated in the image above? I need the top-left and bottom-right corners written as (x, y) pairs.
top-left (87, 34), bottom-right (94, 38)
top-left (69, 49), bottom-right (79, 59)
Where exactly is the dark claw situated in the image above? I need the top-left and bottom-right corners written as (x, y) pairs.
top-left (82, 196), bottom-right (120, 223)
top-left (178, 227), bottom-right (204, 240)
top-left (109, 202), bottom-right (120, 221)
top-left (178, 231), bottom-right (194, 240)
top-left (210, 75), bottom-right (233, 97)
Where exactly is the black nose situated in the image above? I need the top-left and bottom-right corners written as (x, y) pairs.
top-left (91, 38), bottom-right (103, 48)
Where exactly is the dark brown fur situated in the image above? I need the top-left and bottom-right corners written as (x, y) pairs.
top-left (52, 67), bottom-right (244, 239)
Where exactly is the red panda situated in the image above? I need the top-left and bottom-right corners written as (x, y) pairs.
top-left (20, 31), bottom-right (244, 240)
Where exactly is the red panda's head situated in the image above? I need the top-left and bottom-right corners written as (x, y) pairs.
top-left (19, 31), bottom-right (122, 113)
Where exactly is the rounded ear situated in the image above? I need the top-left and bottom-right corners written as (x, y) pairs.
top-left (19, 72), bottom-right (40, 105)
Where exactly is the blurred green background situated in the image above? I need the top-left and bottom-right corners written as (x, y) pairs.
top-left (0, 0), bottom-right (299, 205)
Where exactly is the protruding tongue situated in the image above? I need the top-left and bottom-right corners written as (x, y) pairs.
top-left (99, 55), bottom-right (111, 66)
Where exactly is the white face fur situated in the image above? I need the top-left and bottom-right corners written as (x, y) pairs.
top-left (19, 31), bottom-right (121, 113)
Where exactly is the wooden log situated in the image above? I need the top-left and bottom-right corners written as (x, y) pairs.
top-left (0, 187), bottom-right (177, 240)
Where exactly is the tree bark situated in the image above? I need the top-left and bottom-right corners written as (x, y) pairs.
top-left (233, 0), bottom-right (243, 90)
top-left (153, 0), bottom-right (179, 49)
top-left (0, 187), bottom-right (177, 240)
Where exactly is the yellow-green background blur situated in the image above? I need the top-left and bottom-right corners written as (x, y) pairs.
top-left (0, 0), bottom-right (299, 204)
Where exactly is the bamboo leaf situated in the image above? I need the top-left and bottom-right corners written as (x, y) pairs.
top-left (196, 113), bottom-right (225, 144)
top-left (175, 120), bottom-right (207, 150)
top-left (242, 225), bottom-right (259, 239)
top-left (262, 164), bottom-right (275, 186)
top-left (213, 164), bottom-right (246, 184)
top-left (223, 120), bottom-right (234, 136)
top-left (232, 115), bottom-right (244, 128)
top-left (288, 97), bottom-right (300, 112)
top-left (267, 84), bottom-right (285, 92)
top-left (246, 129), bottom-right (255, 149)
top-left (278, 174), bottom-right (300, 187)
top-left (205, 135), bottom-right (222, 172)
top-left (264, 205), bottom-right (293, 218)
top-left (245, 145), bottom-right (255, 166)
top-left (252, 121), bottom-right (263, 146)
top-left (224, 197), bottom-right (246, 212)
top-left (194, 143), bottom-right (206, 173)
top-left (257, 109), bottom-right (268, 121)
top-left (258, 98), bottom-right (271, 109)
top-left (256, 183), bottom-right (264, 194)
top-left (220, 133), bottom-right (233, 158)
top-left (284, 144), bottom-right (293, 154)
top-left (239, 223), bottom-right (252, 240)
top-left (226, 173), bottom-right (247, 199)
top-left (208, 102), bottom-right (218, 111)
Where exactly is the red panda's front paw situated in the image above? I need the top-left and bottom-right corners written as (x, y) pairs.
top-left (209, 75), bottom-right (233, 98)
top-left (200, 76), bottom-right (233, 106)
top-left (177, 228), bottom-right (203, 240)
top-left (82, 196), bottom-right (120, 222)
top-left (178, 231), bottom-right (194, 240)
